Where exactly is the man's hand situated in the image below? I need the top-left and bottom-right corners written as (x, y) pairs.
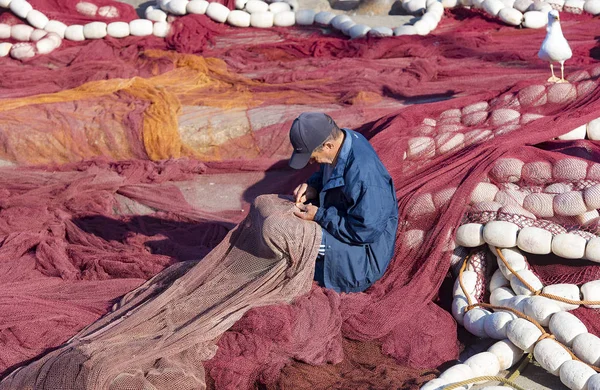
top-left (293, 183), bottom-right (317, 204)
top-left (293, 203), bottom-right (318, 221)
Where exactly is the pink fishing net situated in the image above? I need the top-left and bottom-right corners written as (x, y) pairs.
top-left (1, 194), bottom-right (321, 389)
top-left (2, 0), bottom-right (600, 388)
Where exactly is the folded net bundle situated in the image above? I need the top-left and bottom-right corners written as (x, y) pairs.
top-left (1, 194), bottom-right (321, 389)
top-left (2, 0), bottom-right (600, 388)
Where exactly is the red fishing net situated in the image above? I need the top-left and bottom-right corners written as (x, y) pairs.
top-left (2, 0), bottom-right (600, 388)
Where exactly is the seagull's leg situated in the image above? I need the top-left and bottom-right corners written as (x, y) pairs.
top-left (558, 61), bottom-right (568, 83)
top-left (548, 64), bottom-right (560, 83)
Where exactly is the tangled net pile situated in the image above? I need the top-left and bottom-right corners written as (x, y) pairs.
top-left (2, 0), bottom-right (600, 389)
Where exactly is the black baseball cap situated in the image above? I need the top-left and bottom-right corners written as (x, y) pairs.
top-left (289, 112), bottom-right (337, 169)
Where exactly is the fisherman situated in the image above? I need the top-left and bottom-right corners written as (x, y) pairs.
top-left (289, 112), bottom-right (399, 293)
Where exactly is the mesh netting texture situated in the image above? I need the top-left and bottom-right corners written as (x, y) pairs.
top-left (0, 194), bottom-right (321, 389)
top-left (3, 0), bottom-right (600, 389)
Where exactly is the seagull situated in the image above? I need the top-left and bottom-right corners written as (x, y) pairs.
top-left (538, 10), bottom-right (572, 83)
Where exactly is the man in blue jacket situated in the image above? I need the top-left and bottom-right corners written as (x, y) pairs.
top-left (289, 112), bottom-right (399, 293)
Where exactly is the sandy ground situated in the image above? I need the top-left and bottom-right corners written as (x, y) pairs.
top-left (114, 0), bottom-right (568, 388)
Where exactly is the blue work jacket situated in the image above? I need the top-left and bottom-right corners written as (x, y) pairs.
top-left (308, 129), bottom-right (398, 293)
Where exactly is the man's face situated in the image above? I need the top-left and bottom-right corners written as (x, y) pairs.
top-left (309, 142), bottom-right (335, 164)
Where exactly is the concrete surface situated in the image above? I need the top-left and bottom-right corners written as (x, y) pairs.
top-left (113, 1), bottom-right (567, 389)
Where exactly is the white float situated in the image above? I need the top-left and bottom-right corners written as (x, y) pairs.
top-left (206, 2), bottom-right (230, 23)
top-left (464, 308), bottom-right (492, 338)
top-left (227, 10), bottom-right (251, 27)
top-left (330, 14), bottom-right (352, 30)
top-left (273, 11), bottom-right (295, 27)
top-left (295, 9), bottom-right (315, 25)
top-left (107, 22), bottom-right (130, 38)
top-left (0, 42), bottom-right (12, 57)
top-left (581, 280), bottom-right (600, 308)
top-left (250, 11), bottom-right (274, 27)
top-left (522, 296), bottom-right (561, 326)
top-left (83, 22), bottom-right (107, 39)
top-left (339, 20), bottom-right (356, 35)
top-left (564, 0), bottom-right (585, 13)
top-left (552, 233), bottom-right (587, 259)
top-left (65, 25), bottom-right (85, 41)
top-left (44, 21), bottom-right (67, 39)
top-left (369, 26), bottom-right (394, 37)
top-left (509, 269), bottom-right (544, 296)
top-left (394, 25), bottom-right (418, 35)
top-left (420, 378), bottom-right (450, 390)
top-left (348, 24), bottom-right (370, 39)
top-left (489, 269), bottom-right (510, 291)
top-left (452, 296), bottom-right (470, 325)
top-left (456, 223), bottom-right (485, 248)
top-left (129, 19), bottom-right (153, 36)
top-left (483, 0), bottom-right (505, 15)
top-left (484, 311), bottom-right (516, 339)
top-left (9, 0), bottom-right (32, 18)
top-left (438, 363), bottom-right (475, 384)
top-left (533, 338), bottom-right (572, 375)
top-left (584, 0), bottom-right (600, 14)
top-left (516, 227), bottom-right (552, 254)
top-left (26, 10), bottom-right (49, 29)
top-left (30, 29), bottom-right (47, 41)
top-left (549, 311), bottom-right (587, 346)
top-left (146, 6), bottom-right (169, 21)
top-left (0, 24), bottom-right (9, 39)
top-left (484, 221), bottom-right (519, 248)
top-left (36, 33), bottom-right (60, 54)
top-left (313, 11), bottom-right (335, 25)
top-left (498, 7), bottom-right (523, 24)
top-left (490, 287), bottom-right (516, 306)
top-left (559, 360), bottom-right (596, 390)
top-left (572, 333), bottom-right (600, 366)
top-left (187, 0), bottom-right (209, 14)
top-left (245, 0), bottom-right (269, 13)
top-left (541, 284), bottom-right (580, 311)
top-left (268, 2), bottom-right (290, 13)
top-left (168, 0), bottom-right (189, 15)
top-left (98, 5), bottom-right (118, 17)
top-left (589, 374), bottom-right (600, 390)
top-left (10, 42), bottom-right (35, 60)
top-left (506, 318), bottom-right (543, 352)
top-left (76, 1), bottom-right (98, 16)
top-left (585, 237), bottom-right (600, 262)
top-left (153, 22), bottom-right (170, 38)
top-left (464, 352), bottom-right (501, 381)
top-left (404, 0), bottom-right (427, 13)
top-left (499, 295), bottom-right (528, 314)
top-left (488, 339), bottom-right (525, 370)
top-left (11, 25), bottom-right (34, 41)
top-left (523, 10), bottom-right (548, 28)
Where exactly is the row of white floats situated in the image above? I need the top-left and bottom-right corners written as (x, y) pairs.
top-left (3, 0), bottom-right (600, 60)
top-left (456, 221), bottom-right (600, 261)
top-left (425, 242), bottom-right (600, 389)
top-left (4, 0), bottom-right (600, 60)
top-left (424, 347), bottom-right (600, 389)
top-left (405, 111), bottom-right (600, 164)
top-left (0, 0), bottom-right (172, 59)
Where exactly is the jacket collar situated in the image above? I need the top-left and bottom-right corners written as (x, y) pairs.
top-left (322, 129), bottom-right (353, 191)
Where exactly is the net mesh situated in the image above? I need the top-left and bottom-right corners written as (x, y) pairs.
top-left (2, 1), bottom-right (600, 388)
top-left (1, 194), bottom-right (320, 390)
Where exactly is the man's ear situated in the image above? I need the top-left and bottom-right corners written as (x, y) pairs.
top-left (324, 141), bottom-right (335, 150)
